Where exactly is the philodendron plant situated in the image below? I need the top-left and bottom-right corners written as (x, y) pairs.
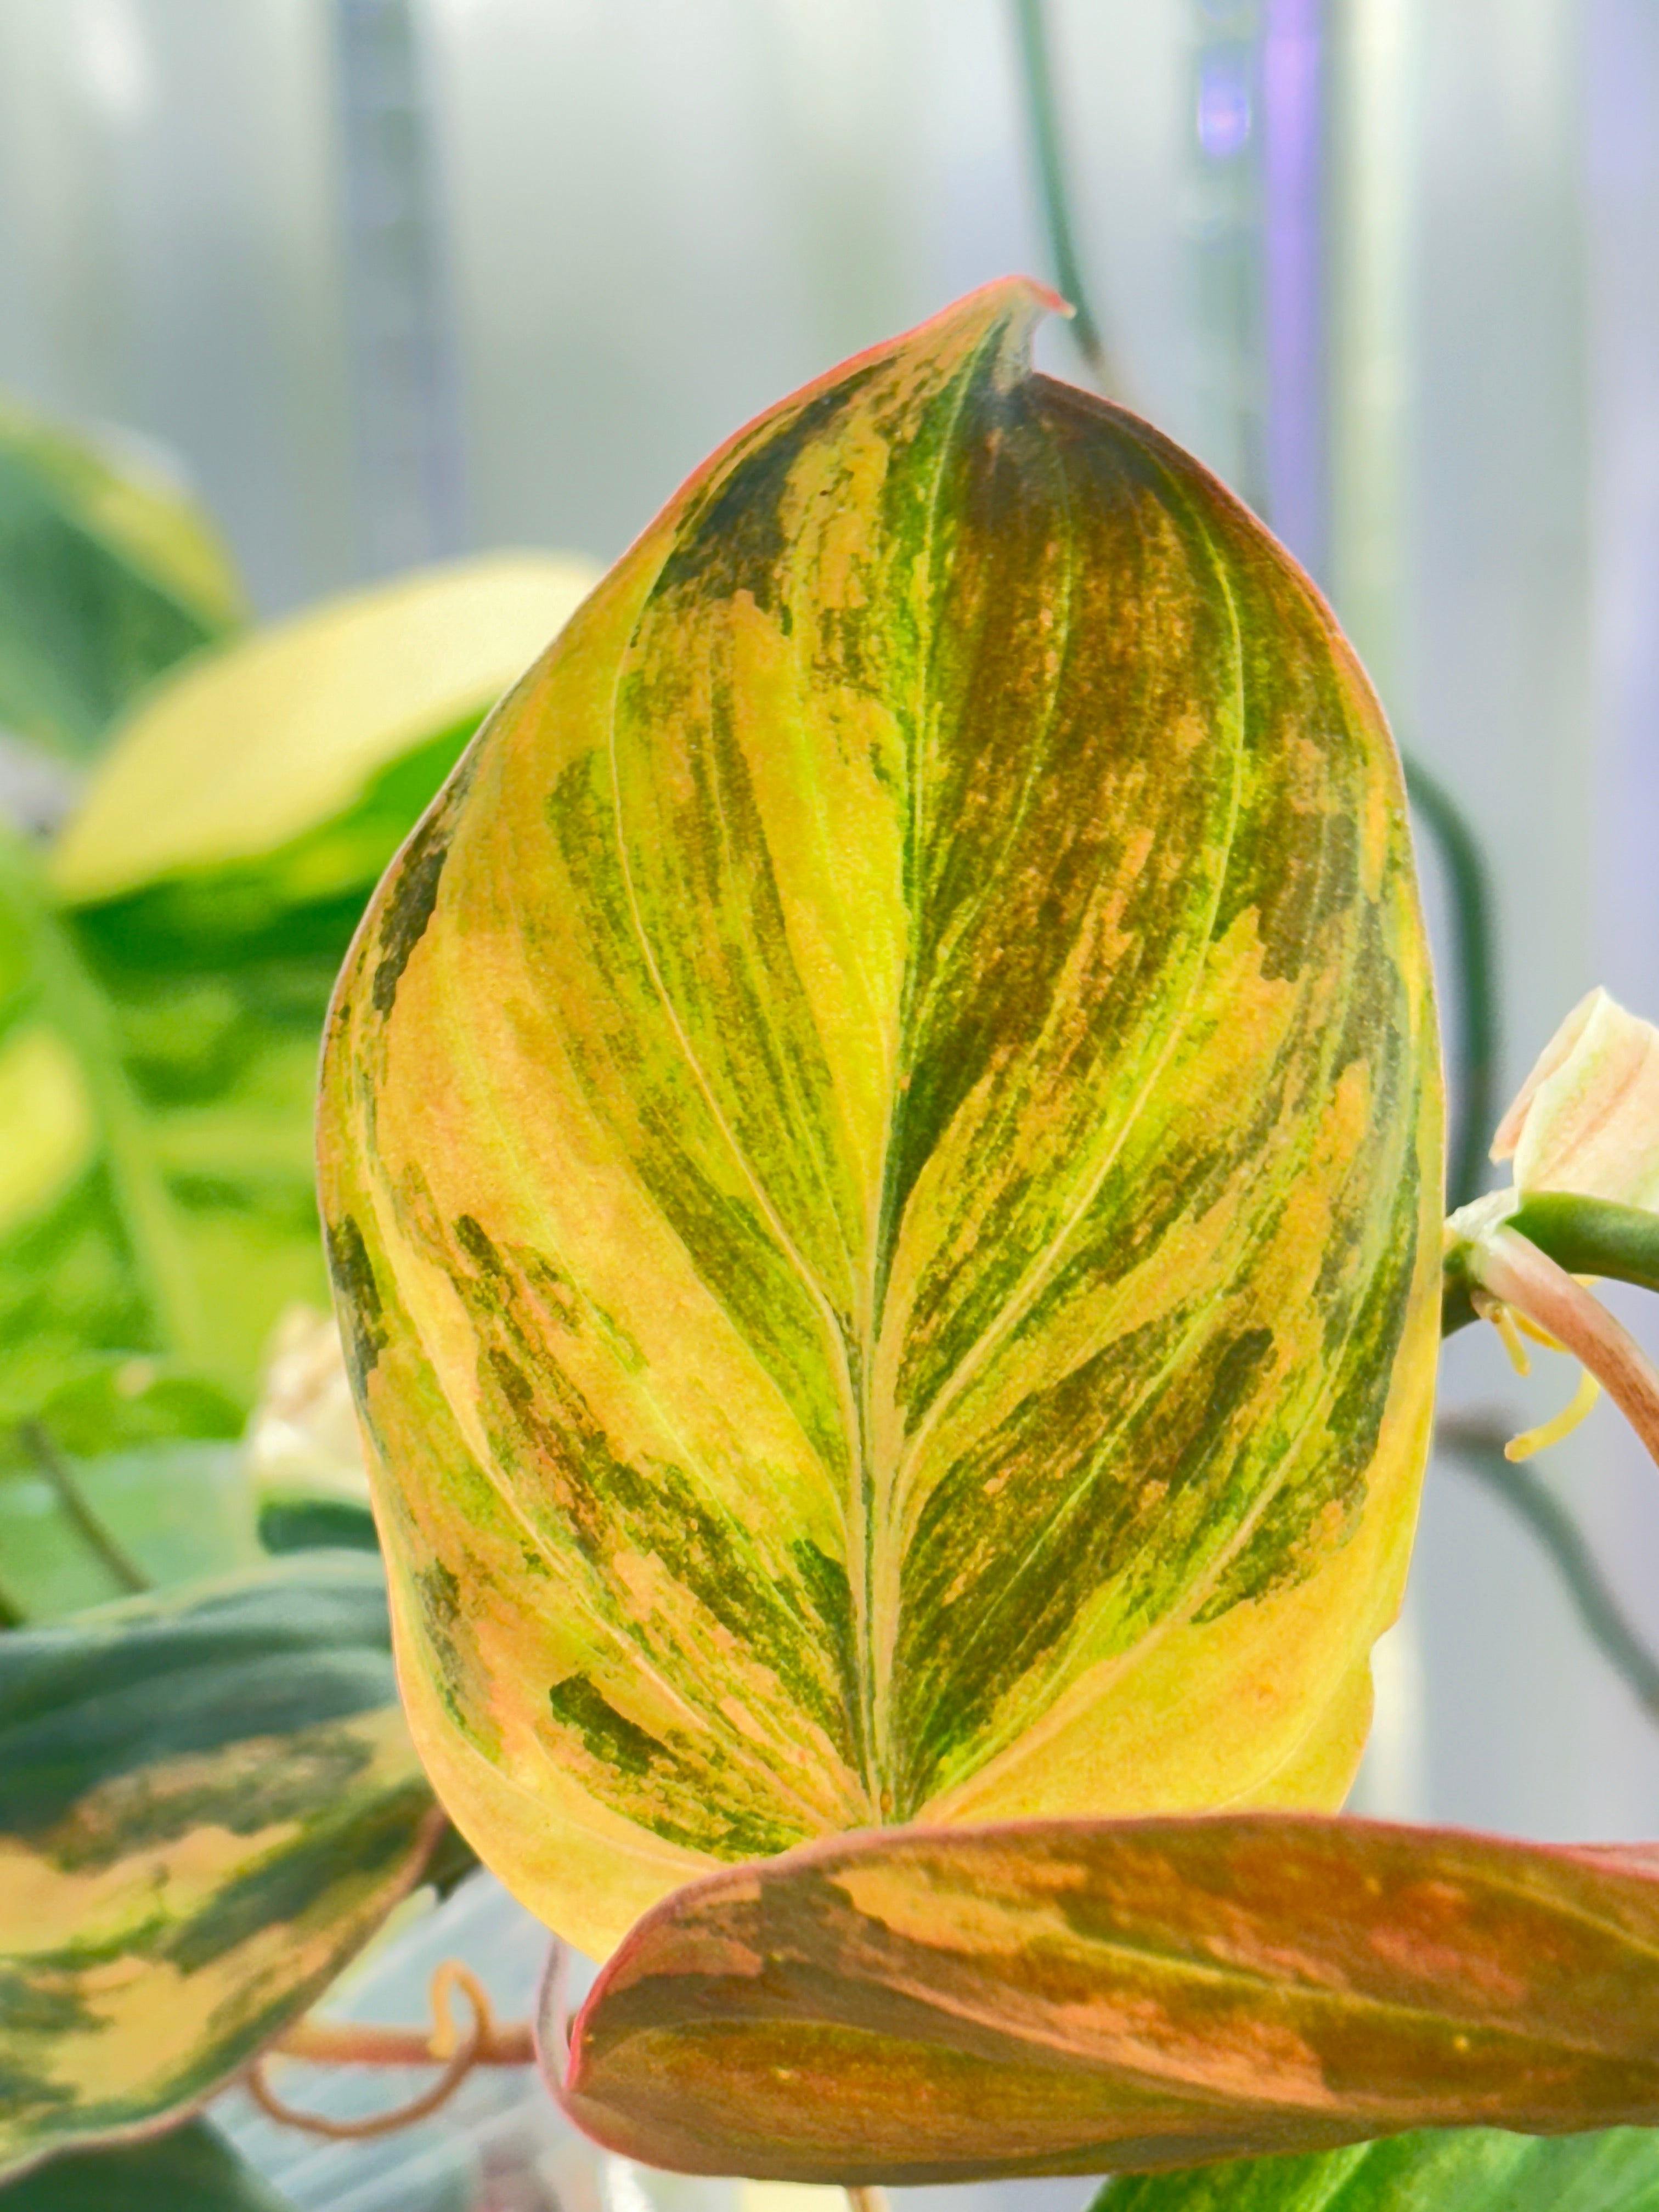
top-left (303, 275), bottom-right (1659, 2195)
top-left (8, 270), bottom-right (1659, 2209)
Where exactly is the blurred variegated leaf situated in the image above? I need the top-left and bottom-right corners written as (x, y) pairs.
top-left (1093, 2128), bottom-right (1659, 2212)
top-left (0, 2120), bottom-right (296, 2211)
top-left (42, 555), bottom-right (599, 1395)
top-left (0, 396), bottom-right (245, 763)
top-left (320, 279), bottom-right (1443, 1955)
top-left (0, 1555), bottom-right (437, 2180)
top-left (548, 1814), bottom-right (1659, 2184)
top-left (51, 553), bottom-right (600, 950)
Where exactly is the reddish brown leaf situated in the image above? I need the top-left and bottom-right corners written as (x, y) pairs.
top-left (541, 1814), bottom-right (1659, 2185)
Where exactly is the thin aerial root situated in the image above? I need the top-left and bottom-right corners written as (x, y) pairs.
top-left (1473, 1290), bottom-right (1533, 1375)
top-left (246, 2030), bottom-right (478, 2141)
top-left (247, 1959), bottom-right (533, 2140)
top-left (1506, 1367), bottom-right (1602, 1462)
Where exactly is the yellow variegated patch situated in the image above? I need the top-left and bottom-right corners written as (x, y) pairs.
top-left (319, 279), bottom-right (1443, 1956)
top-left (0, 1559), bottom-right (437, 2178)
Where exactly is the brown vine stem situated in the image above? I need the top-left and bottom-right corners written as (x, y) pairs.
top-left (270, 2016), bottom-right (537, 2067)
top-left (1468, 1226), bottom-right (1659, 1471)
top-left (249, 1962), bottom-right (533, 2141)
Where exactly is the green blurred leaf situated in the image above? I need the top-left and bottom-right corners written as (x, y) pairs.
top-left (0, 1357), bottom-right (254, 1625)
top-left (36, 555), bottom-right (600, 1396)
top-left (0, 832), bottom-right (209, 1407)
top-left (1093, 2129), bottom-right (1659, 2211)
top-left (0, 2119), bottom-right (295, 2211)
top-left (0, 1356), bottom-right (243, 1459)
top-left (0, 1554), bottom-right (437, 2179)
top-left (257, 1496), bottom-right (378, 1557)
top-left (550, 1813), bottom-right (1659, 2185)
top-left (0, 397), bottom-right (245, 763)
top-left (60, 943), bottom-right (339, 1393)
top-left (0, 1440), bottom-right (263, 1623)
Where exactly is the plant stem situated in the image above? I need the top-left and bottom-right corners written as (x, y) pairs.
top-left (1439, 1417), bottom-right (1659, 1722)
top-left (1401, 754), bottom-right (1497, 1212)
top-left (1446, 1192), bottom-right (1659, 1336)
top-left (845, 2189), bottom-right (892, 2212)
top-left (254, 1960), bottom-right (533, 2141)
top-left (1010, 0), bottom-right (1115, 393)
top-left (18, 1419), bottom-right (149, 1593)
top-left (273, 2017), bottom-right (534, 2067)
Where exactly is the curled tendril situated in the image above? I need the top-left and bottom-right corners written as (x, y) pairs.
top-left (247, 1960), bottom-right (533, 2141)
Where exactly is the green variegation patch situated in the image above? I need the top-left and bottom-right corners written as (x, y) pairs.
top-left (320, 278), bottom-right (1443, 1955)
top-left (0, 1556), bottom-right (437, 2180)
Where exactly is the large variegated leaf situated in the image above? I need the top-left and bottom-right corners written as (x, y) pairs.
top-left (319, 279), bottom-right (1443, 1956)
top-left (0, 395), bottom-right (245, 762)
top-left (546, 1813), bottom-right (1659, 2184)
top-left (0, 1557), bottom-right (438, 2180)
top-left (1094, 2129), bottom-right (1659, 2212)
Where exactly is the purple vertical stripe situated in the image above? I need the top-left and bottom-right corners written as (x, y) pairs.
top-left (1262, 0), bottom-right (1328, 580)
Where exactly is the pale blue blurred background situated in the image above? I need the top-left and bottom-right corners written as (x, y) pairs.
top-left (5, 0), bottom-right (1659, 1992)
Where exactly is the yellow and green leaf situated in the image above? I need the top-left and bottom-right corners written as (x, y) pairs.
top-left (549, 1813), bottom-right (1659, 2183)
top-left (50, 552), bottom-right (600, 948)
top-left (319, 279), bottom-right (1443, 1955)
top-left (0, 1556), bottom-right (436, 2180)
top-left (0, 396), bottom-right (245, 763)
